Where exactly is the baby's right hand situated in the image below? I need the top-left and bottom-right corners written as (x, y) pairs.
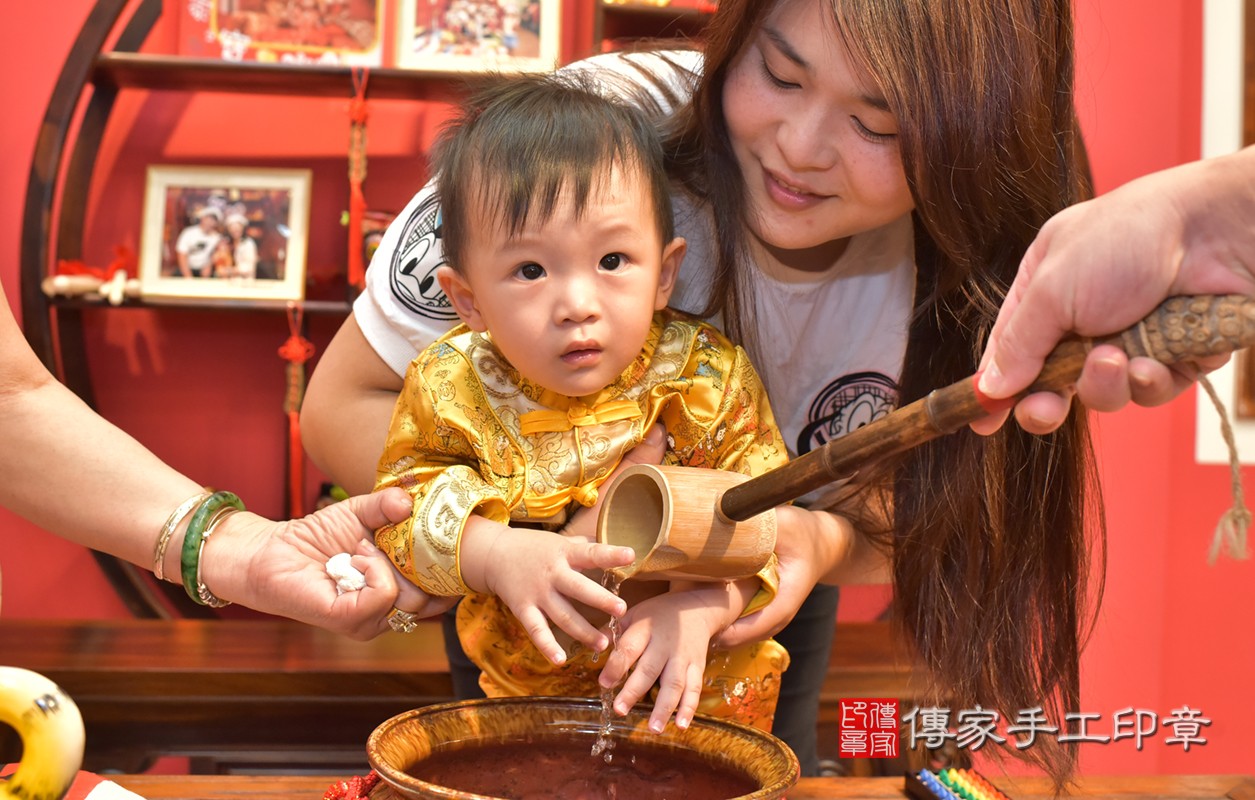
top-left (474, 524), bottom-right (634, 664)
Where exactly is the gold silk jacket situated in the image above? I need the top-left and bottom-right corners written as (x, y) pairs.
top-left (374, 309), bottom-right (788, 597)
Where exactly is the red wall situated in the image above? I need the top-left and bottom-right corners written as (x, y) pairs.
top-left (2, 0), bottom-right (1250, 777)
top-left (1069, 0), bottom-right (1255, 777)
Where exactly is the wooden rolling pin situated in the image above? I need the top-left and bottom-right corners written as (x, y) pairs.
top-left (720, 294), bottom-right (1255, 521)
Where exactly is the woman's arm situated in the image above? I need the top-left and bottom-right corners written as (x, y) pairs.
top-left (802, 505), bottom-right (892, 586)
top-left (713, 504), bottom-right (890, 648)
top-left (1, 286), bottom-right (203, 564)
top-left (301, 314), bottom-right (405, 495)
top-left (0, 279), bottom-right (428, 638)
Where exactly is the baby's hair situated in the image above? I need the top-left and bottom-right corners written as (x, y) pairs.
top-left (431, 71), bottom-right (675, 272)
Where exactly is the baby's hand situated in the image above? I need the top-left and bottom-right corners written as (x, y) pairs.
top-left (473, 525), bottom-right (635, 665)
top-left (598, 581), bottom-right (753, 733)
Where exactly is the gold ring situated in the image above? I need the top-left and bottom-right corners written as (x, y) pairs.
top-left (387, 607), bottom-right (420, 634)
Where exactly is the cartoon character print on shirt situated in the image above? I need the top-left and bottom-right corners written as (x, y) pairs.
top-left (796, 372), bottom-right (898, 455)
top-left (388, 193), bottom-right (459, 321)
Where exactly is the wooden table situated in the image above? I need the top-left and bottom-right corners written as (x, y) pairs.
top-left (105, 773), bottom-right (1255, 799)
top-left (0, 618), bottom-right (453, 773)
top-left (0, 618), bottom-right (920, 774)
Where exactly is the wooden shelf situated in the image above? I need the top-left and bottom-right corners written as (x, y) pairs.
top-left (594, 1), bottom-right (713, 48)
top-left (599, 1), bottom-right (712, 21)
top-left (92, 52), bottom-right (489, 101)
top-left (47, 294), bottom-right (353, 315)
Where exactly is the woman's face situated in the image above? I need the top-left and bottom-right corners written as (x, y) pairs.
top-left (722, 0), bottom-right (914, 271)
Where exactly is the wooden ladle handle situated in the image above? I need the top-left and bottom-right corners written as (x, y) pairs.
top-left (720, 294), bottom-right (1255, 521)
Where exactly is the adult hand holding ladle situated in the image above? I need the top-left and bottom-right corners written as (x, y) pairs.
top-left (598, 295), bottom-right (1255, 578)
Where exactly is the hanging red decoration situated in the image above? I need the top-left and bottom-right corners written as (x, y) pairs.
top-left (279, 302), bottom-right (316, 518)
top-left (347, 67), bottom-right (371, 292)
top-left (55, 243), bottom-right (135, 280)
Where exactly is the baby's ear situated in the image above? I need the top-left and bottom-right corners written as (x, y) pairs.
top-left (655, 237), bottom-right (686, 310)
top-left (436, 266), bottom-right (486, 331)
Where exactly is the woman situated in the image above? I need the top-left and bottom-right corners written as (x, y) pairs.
top-left (217, 212), bottom-right (259, 281)
top-left (301, 0), bottom-right (1097, 782)
top-left (672, 0), bottom-right (1097, 782)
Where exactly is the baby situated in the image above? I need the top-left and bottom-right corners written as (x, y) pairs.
top-left (373, 72), bottom-right (789, 733)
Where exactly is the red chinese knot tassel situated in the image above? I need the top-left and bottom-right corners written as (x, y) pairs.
top-left (279, 302), bottom-right (316, 518)
top-left (347, 67), bottom-right (370, 292)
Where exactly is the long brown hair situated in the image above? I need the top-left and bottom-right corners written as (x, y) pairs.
top-left (667, 0), bottom-right (1103, 784)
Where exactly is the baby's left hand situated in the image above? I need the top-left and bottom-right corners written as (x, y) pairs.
top-left (597, 581), bottom-right (751, 733)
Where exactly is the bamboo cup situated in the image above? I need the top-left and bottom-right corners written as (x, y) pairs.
top-left (596, 463), bottom-right (776, 581)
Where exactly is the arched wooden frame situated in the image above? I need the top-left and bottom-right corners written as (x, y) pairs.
top-left (19, 0), bottom-right (219, 618)
top-left (16, 0), bottom-right (472, 619)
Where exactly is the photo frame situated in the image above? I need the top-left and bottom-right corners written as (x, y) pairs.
top-left (394, 0), bottom-right (561, 73)
top-left (139, 165), bottom-right (311, 305)
top-left (177, 0), bottom-right (383, 66)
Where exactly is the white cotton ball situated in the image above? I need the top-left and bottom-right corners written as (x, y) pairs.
top-left (325, 552), bottom-right (367, 594)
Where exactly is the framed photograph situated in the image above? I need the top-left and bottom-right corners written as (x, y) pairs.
top-left (139, 165), bottom-right (312, 305)
top-left (177, 0), bottom-right (383, 66)
top-left (395, 0), bottom-right (560, 73)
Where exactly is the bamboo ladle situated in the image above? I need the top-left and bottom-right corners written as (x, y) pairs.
top-left (597, 294), bottom-right (1255, 580)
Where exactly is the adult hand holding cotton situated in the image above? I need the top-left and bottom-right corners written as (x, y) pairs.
top-left (325, 552), bottom-right (367, 594)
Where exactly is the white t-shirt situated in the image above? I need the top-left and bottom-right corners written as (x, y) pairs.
top-left (175, 224), bottom-right (220, 275)
top-left (354, 49), bottom-right (915, 467)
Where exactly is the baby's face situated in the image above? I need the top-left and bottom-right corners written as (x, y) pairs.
top-left (447, 162), bottom-right (682, 399)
